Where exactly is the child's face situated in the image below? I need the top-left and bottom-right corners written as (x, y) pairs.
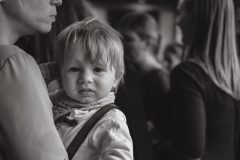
top-left (61, 45), bottom-right (119, 104)
top-left (4, 0), bottom-right (61, 35)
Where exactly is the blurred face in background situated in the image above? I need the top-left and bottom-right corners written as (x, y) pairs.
top-left (164, 52), bottom-right (181, 70)
top-left (122, 30), bottom-right (148, 67)
top-left (3, 0), bottom-right (62, 36)
top-left (176, 0), bottom-right (192, 45)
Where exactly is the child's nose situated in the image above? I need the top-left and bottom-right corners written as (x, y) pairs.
top-left (78, 71), bottom-right (93, 84)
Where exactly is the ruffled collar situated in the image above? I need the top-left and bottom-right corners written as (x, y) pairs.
top-left (51, 89), bottom-right (115, 120)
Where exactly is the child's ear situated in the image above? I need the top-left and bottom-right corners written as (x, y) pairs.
top-left (111, 87), bottom-right (116, 92)
top-left (112, 77), bottom-right (120, 90)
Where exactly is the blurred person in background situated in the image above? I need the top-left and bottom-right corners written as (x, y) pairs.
top-left (159, 0), bottom-right (240, 160)
top-left (116, 12), bottom-right (170, 160)
top-left (163, 42), bottom-right (183, 71)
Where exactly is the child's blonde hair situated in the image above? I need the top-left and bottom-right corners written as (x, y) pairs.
top-left (55, 17), bottom-right (125, 88)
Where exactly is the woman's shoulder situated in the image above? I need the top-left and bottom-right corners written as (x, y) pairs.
top-left (0, 45), bottom-right (19, 67)
top-left (172, 61), bottom-right (238, 100)
top-left (170, 61), bottom-right (204, 78)
top-left (170, 61), bottom-right (209, 94)
top-left (0, 45), bottom-right (34, 69)
top-left (171, 61), bottom-right (209, 82)
top-left (173, 61), bottom-right (205, 74)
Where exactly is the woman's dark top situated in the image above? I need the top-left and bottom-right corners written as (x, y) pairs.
top-left (116, 66), bottom-right (169, 160)
top-left (160, 61), bottom-right (240, 160)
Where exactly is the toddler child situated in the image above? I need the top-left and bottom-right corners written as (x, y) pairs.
top-left (48, 17), bottom-right (133, 160)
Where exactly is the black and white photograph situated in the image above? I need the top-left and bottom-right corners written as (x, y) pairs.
top-left (0, 0), bottom-right (240, 160)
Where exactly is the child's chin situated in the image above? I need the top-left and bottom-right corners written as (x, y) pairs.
top-left (78, 98), bottom-right (95, 104)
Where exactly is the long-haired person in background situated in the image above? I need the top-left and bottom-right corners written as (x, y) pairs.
top-left (0, 0), bottom-right (68, 159)
top-left (116, 12), bottom-right (169, 160)
top-left (159, 0), bottom-right (240, 160)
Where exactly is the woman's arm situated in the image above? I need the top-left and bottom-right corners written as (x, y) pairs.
top-left (0, 53), bottom-right (68, 160)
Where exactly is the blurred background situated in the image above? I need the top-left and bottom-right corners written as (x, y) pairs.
top-left (16, 0), bottom-right (178, 64)
top-left (16, 0), bottom-right (240, 64)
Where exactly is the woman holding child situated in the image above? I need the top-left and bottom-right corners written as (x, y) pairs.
top-left (0, 0), bottom-right (68, 159)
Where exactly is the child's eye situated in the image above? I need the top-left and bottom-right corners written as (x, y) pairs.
top-left (69, 67), bottom-right (80, 72)
top-left (94, 67), bottom-right (105, 73)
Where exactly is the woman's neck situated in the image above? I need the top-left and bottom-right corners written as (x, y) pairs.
top-left (0, 26), bottom-right (20, 45)
top-left (0, 11), bottom-right (20, 44)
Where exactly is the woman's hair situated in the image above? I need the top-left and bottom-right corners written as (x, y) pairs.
top-left (117, 12), bottom-right (160, 54)
top-left (182, 0), bottom-right (240, 99)
top-left (55, 17), bottom-right (125, 87)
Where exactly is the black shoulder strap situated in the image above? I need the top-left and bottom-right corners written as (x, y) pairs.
top-left (67, 103), bottom-right (118, 160)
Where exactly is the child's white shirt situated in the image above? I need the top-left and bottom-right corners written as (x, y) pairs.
top-left (51, 90), bottom-right (133, 160)
top-left (57, 108), bottom-right (133, 160)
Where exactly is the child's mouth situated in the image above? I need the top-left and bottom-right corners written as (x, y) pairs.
top-left (78, 89), bottom-right (95, 96)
